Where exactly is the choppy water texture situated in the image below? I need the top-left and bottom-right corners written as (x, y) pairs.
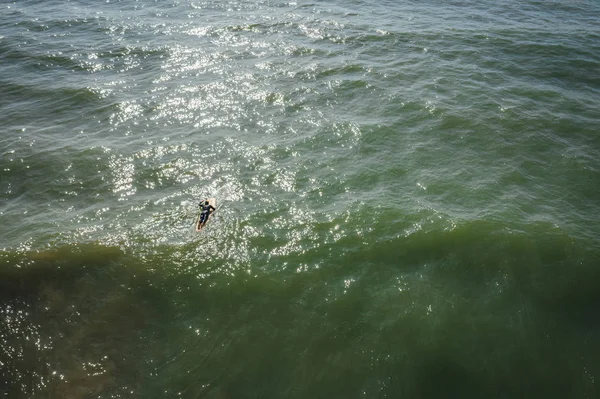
top-left (1, 0), bottom-right (600, 397)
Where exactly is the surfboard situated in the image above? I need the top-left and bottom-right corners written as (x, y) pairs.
top-left (195, 197), bottom-right (216, 232)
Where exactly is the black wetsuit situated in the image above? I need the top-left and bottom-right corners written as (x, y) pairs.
top-left (199, 202), bottom-right (216, 223)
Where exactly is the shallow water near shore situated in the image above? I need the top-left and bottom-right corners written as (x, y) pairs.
top-left (1, 0), bottom-right (600, 397)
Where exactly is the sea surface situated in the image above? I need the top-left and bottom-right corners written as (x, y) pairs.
top-left (1, 0), bottom-right (600, 398)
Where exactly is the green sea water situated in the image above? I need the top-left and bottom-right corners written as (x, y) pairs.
top-left (1, 0), bottom-right (600, 398)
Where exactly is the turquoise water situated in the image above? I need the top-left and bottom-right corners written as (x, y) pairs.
top-left (1, 0), bottom-right (600, 397)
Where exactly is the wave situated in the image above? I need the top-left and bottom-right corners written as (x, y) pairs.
top-left (0, 80), bottom-right (98, 103)
top-left (1, 217), bottom-right (598, 397)
top-left (0, 80), bottom-right (113, 126)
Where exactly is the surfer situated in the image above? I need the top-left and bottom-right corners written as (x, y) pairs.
top-left (197, 199), bottom-right (216, 230)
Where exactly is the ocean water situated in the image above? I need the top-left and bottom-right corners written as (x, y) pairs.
top-left (1, 0), bottom-right (600, 397)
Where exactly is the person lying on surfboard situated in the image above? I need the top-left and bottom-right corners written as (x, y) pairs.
top-left (197, 200), bottom-right (216, 230)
